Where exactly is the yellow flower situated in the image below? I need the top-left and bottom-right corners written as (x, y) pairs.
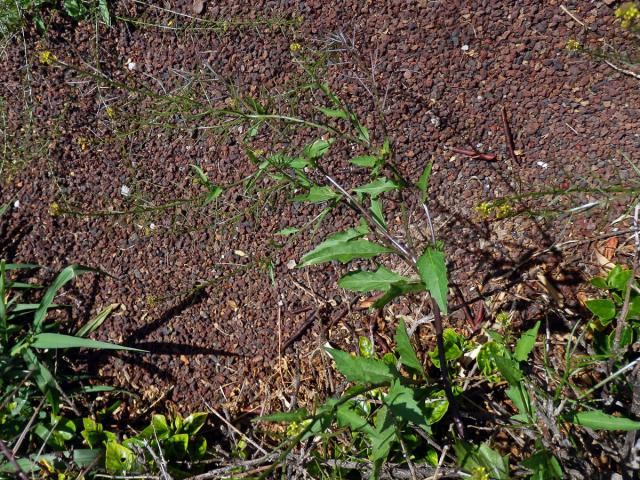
top-left (475, 202), bottom-right (492, 219)
top-left (470, 466), bottom-right (489, 480)
top-left (105, 106), bottom-right (116, 119)
top-left (565, 39), bottom-right (581, 52)
top-left (252, 149), bottom-right (265, 157)
top-left (49, 202), bottom-right (61, 217)
top-left (38, 50), bottom-right (57, 65)
top-left (495, 203), bottom-right (513, 219)
top-left (616, 2), bottom-right (640, 29)
top-left (76, 137), bottom-right (89, 151)
top-left (289, 42), bottom-right (302, 53)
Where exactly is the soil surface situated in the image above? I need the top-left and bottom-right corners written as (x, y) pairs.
top-left (2, 0), bottom-right (639, 418)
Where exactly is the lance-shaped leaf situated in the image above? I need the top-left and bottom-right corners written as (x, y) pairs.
top-left (31, 333), bottom-right (146, 352)
top-left (338, 267), bottom-right (410, 292)
top-left (325, 348), bottom-right (397, 384)
top-left (395, 318), bottom-right (425, 376)
top-left (353, 178), bottom-right (399, 198)
top-left (564, 410), bottom-right (640, 431)
top-left (293, 186), bottom-right (341, 203)
top-left (372, 281), bottom-right (426, 309)
top-left (416, 248), bottom-right (449, 314)
top-left (303, 138), bottom-right (333, 159)
top-left (300, 240), bottom-right (392, 267)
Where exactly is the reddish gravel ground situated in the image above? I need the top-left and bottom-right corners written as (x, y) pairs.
top-left (2, 0), bottom-right (640, 423)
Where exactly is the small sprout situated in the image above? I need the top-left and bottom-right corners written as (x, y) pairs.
top-left (49, 202), bottom-right (61, 217)
top-left (38, 50), bottom-right (57, 65)
top-left (106, 106), bottom-right (116, 119)
top-left (289, 42), bottom-right (302, 53)
top-left (565, 38), bottom-right (581, 52)
top-left (496, 311), bottom-right (511, 327)
top-left (76, 137), bottom-right (89, 151)
top-left (222, 20), bottom-right (229, 32)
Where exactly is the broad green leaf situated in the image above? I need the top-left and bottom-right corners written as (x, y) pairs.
top-left (385, 380), bottom-right (431, 433)
top-left (257, 408), bottom-right (309, 423)
top-left (564, 410), bottom-right (640, 431)
top-left (350, 155), bottom-right (378, 168)
top-left (275, 227), bottom-right (300, 236)
top-left (394, 318), bottom-right (425, 375)
top-left (98, 0), bottom-right (111, 26)
top-left (424, 393), bottom-right (449, 425)
top-left (514, 321), bottom-right (540, 362)
top-left (337, 403), bottom-right (376, 436)
top-left (417, 161), bottom-right (433, 203)
top-left (353, 178), bottom-right (399, 198)
top-left (105, 442), bottom-right (135, 473)
top-left (607, 265), bottom-right (632, 292)
top-left (76, 303), bottom-right (119, 337)
top-left (521, 450), bottom-right (563, 480)
top-left (338, 267), bottom-right (409, 292)
top-left (204, 187), bottom-right (223, 205)
top-left (506, 385), bottom-right (532, 420)
top-left (585, 299), bottom-right (616, 323)
top-left (590, 277), bottom-right (608, 289)
top-left (429, 328), bottom-right (464, 368)
top-left (33, 265), bottom-right (98, 331)
top-left (165, 433), bottom-right (189, 459)
top-left (303, 139), bottom-right (333, 159)
top-left (300, 240), bottom-right (392, 267)
top-left (325, 348), bottom-right (397, 384)
top-left (417, 248), bottom-right (448, 314)
top-left (372, 281), bottom-right (426, 309)
top-left (31, 333), bottom-right (145, 352)
top-left (371, 406), bottom-right (395, 462)
top-left (316, 106), bottom-right (349, 120)
top-left (370, 197), bottom-right (386, 228)
top-left (63, 0), bottom-right (88, 19)
top-left (293, 186), bottom-right (340, 203)
top-left (494, 355), bottom-right (523, 385)
top-left (454, 441), bottom-right (510, 480)
top-left (189, 436), bottom-right (207, 460)
top-left (183, 412), bottom-right (208, 435)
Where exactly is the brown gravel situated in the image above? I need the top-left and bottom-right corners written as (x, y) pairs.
top-left (1, 0), bottom-right (640, 419)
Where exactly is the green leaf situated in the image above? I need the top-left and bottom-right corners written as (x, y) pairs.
top-left (105, 442), bottom-right (135, 473)
top-left (358, 336), bottom-right (375, 358)
top-left (521, 450), bottom-right (563, 480)
top-left (31, 333), bottom-right (145, 352)
top-left (76, 303), bottom-right (119, 337)
top-left (371, 406), bottom-right (396, 462)
top-left (300, 240), bottom-right (392, 267)
top-left (454, 441), bottom-right (510, 480)
top-left (494, 356), bottom-right (523, 385)
top-left (372, 281), bottom-right (426, 309)
top-left (63, 0), bottom-right (88, 19)
top-left (585, 299), bottom-right (616, 323)
top-left (326, 348), bottom-right (397, 384)
top-left (338, 267), bottom-right (409, 292)
top-left (417, 161), bottom-right (433, 203)
top-left (183, 412), bottom-right (208, 435)
top-left (275, 227), bottom-right (300, 236)
top-left (165, 433), bottom-right (189, 459)
top-left (417, 248), bottom-right (448, 314)
top-left (33, 265), bottom-right (98, 331)
top-left (564, 410), bottom-right (640, 431)
top-left (98, 0), bottom-right (111, 26)
top-left (337, 403), bottom-right (376, 436)
top-left (257, 408), bottom-right (309, 423)
top-left (350, 155), bottom-right (378, 168)
top-left (607, 265), bottom-right (632, 292)
top-left (303, 139), bottom-right (333, 159)
top-left (429, 328), bottom-right (464, 368)
top-left (590, 277), bottom-right (608, 289)
top-left (356, 123), bottom-right (370, 144)
top-left (506, 385), bottom-right (532, 420)
top-left (293, 186), bottom-right (340, 203)
top-left (353, 178), bottom-right (399, 198)
top-left (385, 380), bottom-right (431, 433)
top-left (424, 392), bottom-right (449, 425)
top-left (514, 321), bottom-right (540, 362)
top-left (370, 197), bottom-right (386, 228)
top-left (394, 318), bottom-right (425, 375)
top-left (316, 106), bottom-right (349, 120)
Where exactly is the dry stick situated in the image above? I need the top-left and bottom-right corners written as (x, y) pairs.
top-left (501, 105), bottom-right (519, 166)
top-left (0, 438), bottom-right (28, 480)
top-left (604, 60), bottom-right (640, 81)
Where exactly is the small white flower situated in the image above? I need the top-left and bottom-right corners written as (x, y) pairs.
top-left (120, 185), bottom-right (131, 197)
top-left (461, 44), bottom-right (470, 51)
top-left (536, 161), bottom-right (548, 169)
top-left (127, 59), bottom-right (136, 70)
top-left (149, 223), bottom-right (156, 230)
top-left (13, 200), bottom-right (20, 209)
